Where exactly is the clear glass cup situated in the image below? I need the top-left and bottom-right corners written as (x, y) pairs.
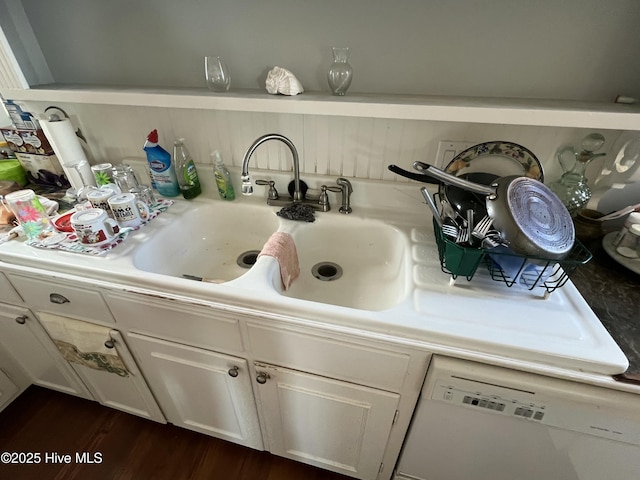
top-left (91, 163), bottom-right (114, 186)
top-left (3, 189), bottom-right (54, 241)
top-left (205, 56), bottom-right (231, 92)
top-left (130, 185), bottom-right (157, 208)
top-left (112, 164), bottom-right (141, 192)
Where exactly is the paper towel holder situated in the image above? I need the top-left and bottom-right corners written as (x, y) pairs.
top-left (44, 105), bottom-right (87, 144)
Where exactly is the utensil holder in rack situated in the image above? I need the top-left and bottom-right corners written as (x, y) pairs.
top-left (433, 217), bottom-right (592, 297)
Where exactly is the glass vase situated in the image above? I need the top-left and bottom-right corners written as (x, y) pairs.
top-left (327, 47), bottom-right (353, 96)
top-left (205, 56), bottom-right (231, 92)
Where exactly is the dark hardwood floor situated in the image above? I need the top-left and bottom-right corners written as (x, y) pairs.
top-left (0, 386), bottom-right (352, 480)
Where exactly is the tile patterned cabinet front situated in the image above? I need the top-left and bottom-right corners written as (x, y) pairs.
top-left (3, 272), bottom-right (165, 423)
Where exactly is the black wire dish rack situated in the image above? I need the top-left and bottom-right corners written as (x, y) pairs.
top-left (432, 215), bottom-right (592, 297)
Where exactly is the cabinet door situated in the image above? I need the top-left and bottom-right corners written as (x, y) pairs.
top-left (0, 272), bottom-right (22, 305)
top-left (69, 330), bottom-right (166, 423)
top-left (254, 363), bottom-right (400, 480)
top-left (0, 304), bottom-right (90, 398)
top-left (0, 369), bottom-right (19, 411)
top-left (127, 332), bottom-right (263, 450)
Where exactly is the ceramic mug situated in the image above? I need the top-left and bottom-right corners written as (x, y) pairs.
top-left (70, 208), bottom-right (120, 247)
top-left (86, 187), bottom-right (116, 216)
top-left (108, 192), bottom-right (150, 228)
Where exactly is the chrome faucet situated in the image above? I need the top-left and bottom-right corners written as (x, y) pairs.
top-left (241, 133), bottom-right (303, 201)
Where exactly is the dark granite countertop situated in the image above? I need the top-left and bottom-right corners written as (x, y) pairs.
top-left (571, 238), bottom-right (640, 380)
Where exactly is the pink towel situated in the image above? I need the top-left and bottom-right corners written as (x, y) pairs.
top-left (258, 232), bottom-right (300, 290)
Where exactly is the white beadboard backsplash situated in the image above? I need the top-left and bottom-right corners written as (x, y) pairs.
top-left (22, 101), bottom-right (624, 186)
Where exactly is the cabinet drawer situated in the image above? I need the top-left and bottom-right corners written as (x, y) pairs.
top-left (6, 274), bottom-right (114, 324)
top-left (103, 291), bottom-right (244, 354)
top-left (0, 272), bottom-right (22, 305)
top-left (246, 323), bottom-right (410, 392)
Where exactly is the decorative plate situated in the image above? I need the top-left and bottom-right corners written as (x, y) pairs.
top-left (444, 141), bottom-right (543, 182)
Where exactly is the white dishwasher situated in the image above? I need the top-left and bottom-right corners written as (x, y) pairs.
top-left (395, 356), bottom-right (640, 480)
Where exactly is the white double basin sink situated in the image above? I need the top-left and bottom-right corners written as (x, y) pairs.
top-left (132, 200), bottom-right (411, 311)
top-left (0, 191), bottom-right (628, 375)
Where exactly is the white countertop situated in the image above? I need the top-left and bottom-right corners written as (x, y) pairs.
top-left (0, 177), bottom-right (630, 380)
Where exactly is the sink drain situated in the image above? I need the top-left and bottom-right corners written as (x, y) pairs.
top-left (312, 262), bottom-right (343, 281)
top-left (237, 250), bottom-right (261, 269)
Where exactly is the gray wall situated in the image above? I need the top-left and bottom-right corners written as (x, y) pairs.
top-left (11, 0), bottom-right (640, 101)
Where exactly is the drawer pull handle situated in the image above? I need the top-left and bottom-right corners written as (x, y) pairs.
top-left (49, 293), bottom-right (70, 304)
top-left (256, 372), bottom-right (270, 384)
top-left (228, 366), bottom-right (239, 377)
top-left (15, 315), bottom-right (27, 325)
top-left (104, 340), bottom-right (115, 349)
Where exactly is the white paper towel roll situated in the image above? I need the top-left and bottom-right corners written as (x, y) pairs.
top-left (40, 118), bottom-right (96, 191)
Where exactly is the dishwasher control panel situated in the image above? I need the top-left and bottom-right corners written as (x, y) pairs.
top-left (433, 378), bottom-right (548, 422)
top-left (424, 357), bottom-right (640, 445)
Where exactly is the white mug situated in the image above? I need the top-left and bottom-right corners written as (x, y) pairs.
top-left (108, 193), bottom-right (150, 228)
top-left (86, 187), bottom-right (117, 216)
top-left (70, 208), bottom-right (120, 247)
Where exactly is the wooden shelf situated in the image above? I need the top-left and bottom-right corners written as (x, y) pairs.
top-left (2, 84), bottom-right (639, 130)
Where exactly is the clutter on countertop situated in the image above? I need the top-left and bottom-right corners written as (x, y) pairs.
top-left (25, 199), bottom-right (173, 256)
top-left (572, 236), bottom-right (640, 380)
top-left (143, 130), bottom-right (180, 197)
top-left (174, 139), bottom-right (201, 200)
top-left (212, 150), bottom-right (234, 200)
top-left (276, 203), bottom-right (316, 222)
top-left (38, 114), bottom-right (93, 192)
top-left (549, 133), bottom-right (606, 216)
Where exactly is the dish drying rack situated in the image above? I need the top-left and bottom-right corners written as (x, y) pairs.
top-left (432, 217), bottom-right (592, 297)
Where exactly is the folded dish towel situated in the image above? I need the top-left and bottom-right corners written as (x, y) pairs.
top-left (259, 232), bottom-right (300, 290)
top-left (39, 312), bottom-right (129, 377)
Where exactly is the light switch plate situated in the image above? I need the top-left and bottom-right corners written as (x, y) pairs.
top-left (435, 140), bottom-right (476, 168)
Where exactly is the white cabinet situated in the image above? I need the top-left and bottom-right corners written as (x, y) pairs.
top-left (254, 362), bottom-right (400, 480)
top-left (69, 329), bottom-right (165, 423)
top-left (36, 313), bottom-right (165, 423)
top-left (0, 272), bottom-right (22, 305)
top-left (0, 368), bottom-right (19, 411)
top-left (127, 332), bottom-right (262, 449)
top-left (0, 303), bottom-right (91, 398)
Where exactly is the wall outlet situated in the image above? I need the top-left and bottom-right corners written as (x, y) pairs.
top-left (435, 140), bottom-right (476, 168)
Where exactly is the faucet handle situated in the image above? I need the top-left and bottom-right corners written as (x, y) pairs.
top-left (255, 179), bottom-right (279, 200)
top-left (318, 185), bottom-right (342, 211)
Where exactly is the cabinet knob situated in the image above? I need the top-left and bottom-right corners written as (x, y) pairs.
top-left (15, 315), bottom-right (27, 325)
top-left (49, 293), bottom-right (70, 304)
top-left (228, 366), bottom-right (239, 377)
top-left (104, 339), bottom-right (115, 349)
top-left (256, 372), bottom-right (270, 384)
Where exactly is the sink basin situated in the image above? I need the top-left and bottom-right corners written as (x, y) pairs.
top-left (282, 217), bottom-right (410, 310)
top-left (133, 202), bottom-right (280, 282)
